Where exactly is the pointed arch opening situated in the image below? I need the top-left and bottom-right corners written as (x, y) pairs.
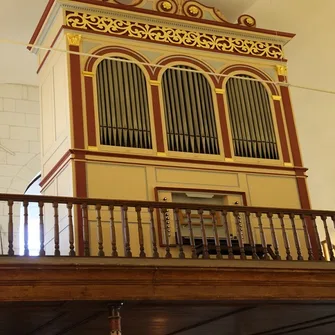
top-left (226, 74), bottom-right (279, 160)
top-left (161, 65), bottom-right (220, 155)
top-left (96, 57), bottom-right (152, 149)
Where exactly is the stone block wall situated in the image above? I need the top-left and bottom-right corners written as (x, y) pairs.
top-left (0, 84), bottom-right (40, 254)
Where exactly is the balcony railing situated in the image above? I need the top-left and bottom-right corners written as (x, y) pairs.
top-left (0, 193), bottom-right (334, 262)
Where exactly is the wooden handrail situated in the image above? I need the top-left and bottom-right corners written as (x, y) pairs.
top-left (0, 192), bottom-right (334, 216)
top-left (0, 192), bottom-right (333, 262)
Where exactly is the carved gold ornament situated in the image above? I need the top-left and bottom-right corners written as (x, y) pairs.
top-left (188, 6), bottom-right (200, 15)
top-left (66, 33), bottom-right (82, 46)
top-left (162, 1), bottom-right (172, 10)
top-left (66, 12), bottom-right (284, 60)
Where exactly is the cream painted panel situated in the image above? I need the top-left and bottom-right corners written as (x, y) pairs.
top-left (42, 137), bottom-right (70, 177)
top-left (87, 163), bottom-right (148, 200)
top-left (53, 54), bottom-right (69, 140)
top-left (57, 163), bottom-right (73, 197)
top-left (156, 168), bottom-right (239, 188)
top-left (246, 174), bottom-right (300, 208)
top-left (41, 72), bottom-right (54, 155)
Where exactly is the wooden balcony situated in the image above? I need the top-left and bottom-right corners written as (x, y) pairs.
top-left (0, 193), bottom-right (335, 333)
top-left (0, 192), bottom-right (334, 303)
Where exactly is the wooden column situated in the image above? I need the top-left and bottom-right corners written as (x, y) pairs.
top-left (150, 81), bottom-right (165, 153)
top-left (215, 88), bottom-right (232, 159)
top-left (277, 66), bottom-right (318, 257)
top-left (108, 303), bottom-right (123, 335)
top-left (277, 66), bottom-right (303, 167)
top-left (67, 34), bottom-right (87, 256)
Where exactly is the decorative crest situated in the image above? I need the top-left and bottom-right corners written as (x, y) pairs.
top-left (104, 0), bottom-right (257, 27)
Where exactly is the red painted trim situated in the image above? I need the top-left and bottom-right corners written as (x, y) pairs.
top-left (69, 45), bottom-right (85, 149)
top-left (216, 93), bottom-right (232, 158)
top-left (296, 177), bottom-right (318, 257)
top-left (85, 76), bottom-right (97, 147)
top-left (85, 46), bottom-right (151, 74)
top-left (28, 0), bottom-right (56, 50)
top-left (151, 85), bottom-right (165, 152)
top-left (280, 85), bottom-right (303, 167)
top-left (154, 56), bottom-right (217, 85)
top-left (73, 149), bottom-right (308, 173)
top-left (273, 100), bottom-right (290, 163)
top-left (220, 65), bottom-right (279, 95)
top-left (36, 26), bottom-right (63, 74)
top-left (73, 151), bottom-right (87, 256)
top-left (40, 151), bottom-right (72, 188)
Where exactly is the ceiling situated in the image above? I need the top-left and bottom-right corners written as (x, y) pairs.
top-left (1, 301), bottom-right (335, 334)
top-left (0, 0), bottom-right (256, 86)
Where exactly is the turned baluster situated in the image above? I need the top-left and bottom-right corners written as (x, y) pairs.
top-left (161, 208), bottom-right (172, 258)
top-left (23, 200), bottom-right (29, 256)
top-left (233, 211), bottom-right (246, 260)
top-left (198, 209), bottom-right (209, 259)
top-left (321, 215), bottom-right (335, 261)
top-left (67, 203), bottom-right (76, 256)
top-left (245, 211), bottom-right (258, 260)
top-left (278, 213), bottom-right (292, 260)
top-left (312, 214), bottom-right (325, 261)
top-left (300, 214), bottom-right (314, 261)
top-left (289, 213), bottom-right (303, 261)
top-left (211, 210), bottom-right (222, 259)
top-left (148, 207), bottom-right (159, 258)
top-left (7, 200), bottom-right (14, 256)
top-left (108, 205), bottom-right (118, 257)
top-left (95, 204), bottom-right (105, 257)
top-left (186, 209), bottom-right (197, 259)
top-left (53, 202), bottom-right (60, 256)
top-left (121, 206), bottom-right (132, 258)
top-left (256, 212), bottom-right (269, 260)
top-left (173, 208), bottom-right (185, 259)
top-left (135, 206), bottom-right (146, 258)
top-left (81, 203), bottom-right (90, 256)
top-left (38, 202), bottom-right (45, 256)
top-left (267, 212), bottom-right (281, 260)
top-left (221, 210), bottom-right (234, 260)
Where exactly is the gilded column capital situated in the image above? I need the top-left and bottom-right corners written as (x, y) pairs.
top-left (276, 65), bottom-right (287, 76)
top-left (67, 33), bottom-right (82, 46)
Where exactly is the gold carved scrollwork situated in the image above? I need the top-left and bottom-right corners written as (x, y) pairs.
top-left (66, 12), bottom-right (284, 60)
top-left (67, 33), bottom-right (82, 46)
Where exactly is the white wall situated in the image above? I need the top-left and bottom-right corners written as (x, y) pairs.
top-left (0, 83), bottom-right (40, 254)
top-left (248, 0), bottom-right (335, 211)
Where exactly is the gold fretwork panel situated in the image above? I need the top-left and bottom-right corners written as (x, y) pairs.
top-left (66, 12), bottom-right (284, 60)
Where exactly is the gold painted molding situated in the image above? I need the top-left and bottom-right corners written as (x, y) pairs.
top-left (284, 162), bottom-right (293, 167)
top-left (272, 95), bottom-right (282, 101)
top-left (88, 146), bottom-right (98, 151)
top-left (276, 65), bottom-right (287, 76)
top-left (215, 88), bottom-right (225, 94)
top-left (157, 152), bottom-right (167, 157)
top-left (83, 71), bottom-right (94, 77)
top-left (66, 12), bottom-right (284, 60)
top-left (67, 33), bottom-right (82, 46)
top-left (150, 80), bottom-right (161, 86)
top-left (224, 158), bottom-right (234, 162)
